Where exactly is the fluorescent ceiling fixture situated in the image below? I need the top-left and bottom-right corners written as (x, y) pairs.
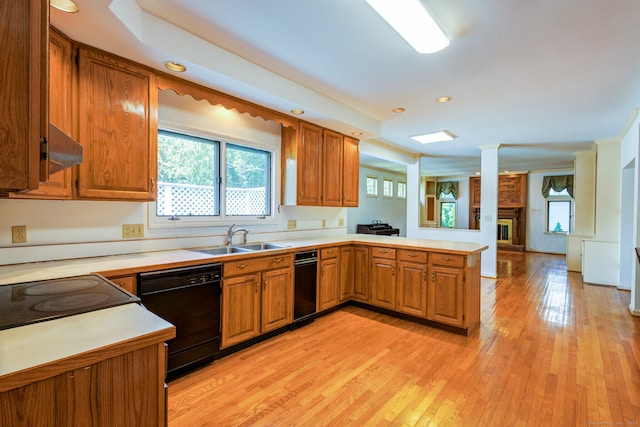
top-left (411, 130), bottom-right (457, 144)
top-left (50, 0), bottom-right (79, 13)
top-left (365, 0), bottom-right (449, 54)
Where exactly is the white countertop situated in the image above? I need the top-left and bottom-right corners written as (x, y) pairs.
top-left (0, 234), bottom-right (487, 285)
top-left (0, 303), bottom-right (174, 380)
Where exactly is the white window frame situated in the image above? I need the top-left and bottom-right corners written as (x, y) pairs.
top-left (383, 178), bottom-right (394, 198)
top-left (545, 188), bottom-right (572, 233)
top-left (397, 181), bottom-right (407, 199)
top-left (366, 175), bottom-right (379, 197)
top-left (149, 125), bottom-right (280, 229)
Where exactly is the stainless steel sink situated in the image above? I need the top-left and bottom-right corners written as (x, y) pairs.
top-left (235, 242), bottom-right (289, 251)
top-left (192, 242), bottom-right (288, 256)
top-left (193, 246), bottom-right (253, 256)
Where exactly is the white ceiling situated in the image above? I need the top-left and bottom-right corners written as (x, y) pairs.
top-left (51, 0), bottom-right (640, 176)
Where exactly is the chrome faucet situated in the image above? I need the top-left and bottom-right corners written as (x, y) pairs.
top-left (226, 224), bottom-right (249, 246)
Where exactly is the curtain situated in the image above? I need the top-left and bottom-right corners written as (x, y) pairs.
top-left (436, 181), bottom-right (458, 199)
top-left (541, 175), bottom-right (574, 198)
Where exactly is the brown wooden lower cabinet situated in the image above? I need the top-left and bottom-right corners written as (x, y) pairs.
top-left (428, 265), bottom-right (465, 327)
top-left (369, 247), bottom-right (397, 310)
top-left (221, 255), bottom-right (293, 348)
top-left (397, 258), bottom-right (428, 318)
top-left (318, 247), bottom-right (340, 311)
top-left (352, 246), bottom-right (370, 302)
top-left (0, 343), bottom-right (168, 427)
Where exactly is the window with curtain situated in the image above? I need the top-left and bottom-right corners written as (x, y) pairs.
top-left (436, 181), bottom-right (458, 199)
top-left (542, 175), bottom-right (573, 233)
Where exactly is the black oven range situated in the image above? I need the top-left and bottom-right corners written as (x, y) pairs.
top-left (0, 274), bottom-right (140, 331)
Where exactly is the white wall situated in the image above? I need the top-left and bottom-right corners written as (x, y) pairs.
top-left (618, 109), bottom-right (639, 313)
top-left (347, 166), bottom-right (407, 236)
top-left (407, 146), bottom-right (498, 278)
top-left (526, 171), bottom-right (572, 254)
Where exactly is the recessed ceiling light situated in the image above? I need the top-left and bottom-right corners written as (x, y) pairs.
top-left (365, 0), bottom-right (449, 54)
top-left (163, 61), bottom-right (186, 72)
top-left (50, 0), bottom-right (79, 13)
top-left (411, 130), bottom-right (457, 144)
top-left (436, 96), bottom-right (452, 103)
top-left (290, 109), bottom-right (305, 115)
top-left (392, 107), bottom-right (406, 113)
top-left (352, 131), bottom-right (364, 136)
top-left (475, 171), bottom-right (481, 175)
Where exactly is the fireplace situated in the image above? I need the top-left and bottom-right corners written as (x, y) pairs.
top-left (497, 219), bottom-right (513, 244)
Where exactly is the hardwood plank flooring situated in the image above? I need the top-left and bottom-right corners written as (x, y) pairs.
top-left (168, 251), bottom-right (640, 426)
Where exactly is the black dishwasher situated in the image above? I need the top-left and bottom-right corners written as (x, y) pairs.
top-left (293, 249), bottom-right (318, 327)
top-left (139, 263), bottom-right (221, 379)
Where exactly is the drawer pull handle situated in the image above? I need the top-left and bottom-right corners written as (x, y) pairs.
top-left (431, 272), bottom-right (435, 281)
top-left (408, 252), bottom-right (418, 257)
top-left (326, 249), bottom-right (335, 254)
top-left (272, 258), bottom-right (282, 264)
top-left (441, 256), bottom-right (453, 262)
top-left (378, 249), bottom-right (389, 254)
top-left (236, 263), bottom-right (248, 269)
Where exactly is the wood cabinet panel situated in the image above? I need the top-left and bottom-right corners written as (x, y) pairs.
top-left (0, 0), bottom-right (47, 192)
top-left (339, 246), bottom-right (354, 302)
top-left (0, 343), bottom-right (167, 426)
top-left (322, 129), bottom-right (343, 206)
top-left (428, 266), bottom-right (465, 327)
top-left (224, 254), bottom-right (291, 277)
top-left (352, 246), bottom-right (370, 302)
top-left (370, 256), bottom-right (396, 310)
top-left (370, 247), bottom-right (396, 259)
top-left (77, 48), bottom-right (157, 201)
top-left (222, 273), bottom-right (261, 348)
top-left (105, 274), bottom-right (137, 295)
top-left (318, 253), bottom-right (340, 311)
top-left (297, 122), bottom-right (322, 205)
top-left (399, 249), bottom-right (428, 263)
top-left (11, 28), bottom-right (73, 199)
top-left (342, 136), bottom-right (359, 207)
top-left (261, 267), bottom-right (292, 333)
top-left (397, 260), bottom-right (428, 318)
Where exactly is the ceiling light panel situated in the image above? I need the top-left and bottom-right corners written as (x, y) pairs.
top-left (411, 130), bottom-right (457, 144)
top-left (365, 0), bottom-right (449, 54)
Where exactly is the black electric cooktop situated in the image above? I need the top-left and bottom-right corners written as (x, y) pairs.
top-left (0, 274), bottom-right (140, 330)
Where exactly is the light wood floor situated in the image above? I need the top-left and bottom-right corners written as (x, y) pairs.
top-left (168, 251), bottom-right (640, 426)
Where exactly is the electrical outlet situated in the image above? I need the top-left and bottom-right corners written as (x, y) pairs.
top-left (338, 218), bottom-right (344, 227)
top-left (322, 219), bottom-right (326, 228)
top-left (287, 220), bottom-right (297, 230)
top-left (11, 226), bottom-right (27, 244)
top-left (122, 224), bottom-right (144, 238)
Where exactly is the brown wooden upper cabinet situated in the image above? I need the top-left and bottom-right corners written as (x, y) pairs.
top-left (0, 0), bottom-right (48, 193)
top-left (11, 29), bottom-right (74, 200)
top-left (282, 121), bottom-right (359, 207)
top-left (76, 48), bottom-right (157, 201)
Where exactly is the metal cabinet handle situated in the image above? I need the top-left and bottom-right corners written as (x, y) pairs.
top-left (441, 256), bottom-right (453, 262)
top-left (378, 249), bottom-right (389, 254)
top-left (326, 249), bottom-right (335, 254)
top-left (151, 177), bottom-right (155, 193)
top-left (272, 258), bottom-right (282, 264)
top-left (431, 272), bottom-right (435, 281)
top-left (255, 282), bottom-right (259, 293)
top-left (423, 271), bottom-right (426, 281)
top-left (408, 252), bottom-right (418, 257)
top-left (236, 263), bottom-right (248, 269)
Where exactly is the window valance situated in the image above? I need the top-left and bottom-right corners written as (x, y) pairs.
top-left (436, 181), bottom-right (458, 199)
top-left (541, 175), bottom-right (574, 198)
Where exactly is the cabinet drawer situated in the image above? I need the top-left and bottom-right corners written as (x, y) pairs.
top-left (107, 275), bottom-right (136, 295)
top-left (398, 249), bottom-right (427, 263)
top-left (371, 247), bottom-right (396, 259)
top-left (431, 253), bottom-right (465, 268)
top-left (320, 247), bottom-right (339, 259)
top-left (224, 255), bottom-right (292, 276)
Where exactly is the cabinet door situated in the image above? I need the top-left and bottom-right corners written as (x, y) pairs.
top-left (428, 265), bottom-right (465, 327)
top-left (297, 122), bottom-right (322, 205)
top-left (370, 258), bottom-right (396, 310)
top-left (397, 261), bottom-right (428, 318)
top-left (352, 246), bottom-right (370, 301)
top-left (342, 136), bottom-right (359, 207)
top-left (339, 246), bottom-right (354, 302)
top-left (12, 29), bottom-right (73, 199)
top-left (0, 0), bottom-right (47, 192)
top-left (322, 129), bottom-right (343, 206)
top-left (261, 267), bottom-right (293, 333)
top-left (222, 273), bottom-right (260, 348)
top-left (77, 48), bottom-right (157, 201)
top-left (318, 256), bottom-right (340, 311)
